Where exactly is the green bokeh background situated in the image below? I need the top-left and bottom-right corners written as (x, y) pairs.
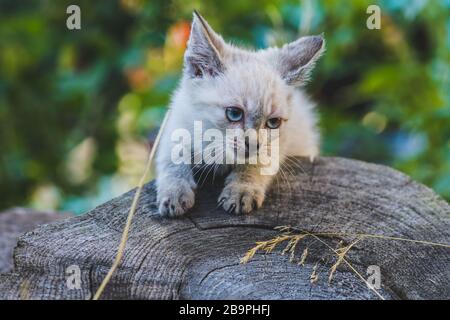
top-left (0, 0), bottom-right (449, 214)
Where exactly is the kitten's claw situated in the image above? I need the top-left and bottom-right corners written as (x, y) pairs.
top-left (227, 203), bottom-right (236, 215)
top-left (217, 197), bottom-right (226, 208)
top-left (157, 178), bottom-right (196, 218)
top-left (218, 183), bottom-right (265, 215)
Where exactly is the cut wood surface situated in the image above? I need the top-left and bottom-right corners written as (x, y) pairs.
top-left (0, 208), bottom-right (72, 273)
top-left (0, 157), bottom-right (449, 300)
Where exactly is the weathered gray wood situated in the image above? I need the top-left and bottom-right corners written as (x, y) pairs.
top-left (0, 157), bottom-right (449, 300)
top-left (0, 208), bottom-right (72, 273)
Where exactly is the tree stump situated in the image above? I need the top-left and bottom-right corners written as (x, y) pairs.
top-left (0, 208), bottom-right (72, 273)
top-left (0, 157), bottom-right (449, 300)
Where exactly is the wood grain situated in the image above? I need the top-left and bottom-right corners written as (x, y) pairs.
top-left (0, 157), bottom-right (449, 300)
top-left (0, 208), bottom-right (72, 273)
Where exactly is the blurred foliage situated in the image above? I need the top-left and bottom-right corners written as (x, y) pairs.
top-left (0, 0), bottom-right (449, 214)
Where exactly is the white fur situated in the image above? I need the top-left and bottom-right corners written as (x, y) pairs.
top-left (155, 12), bottom-right (324, 217)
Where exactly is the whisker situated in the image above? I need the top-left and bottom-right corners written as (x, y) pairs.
top-left (196, 145), bottom-right (225, 186)
top-left (279, 165), bottom-right (293, 198)
top-left (284, 156), bottom-right (306, 174)
top-left (192, 159), bottom-right (210, 178)
top-left (195, 164), bottom-right (210, 186)
top-left (200, 164), bottom-right (216, 187)
top-left (281, 160), bottom-right (296, 177)
top-left (212, 163), bottom-right (219, 184)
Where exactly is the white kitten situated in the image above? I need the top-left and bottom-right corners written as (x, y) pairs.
top-left (155, 11), bottom-right (324, 217)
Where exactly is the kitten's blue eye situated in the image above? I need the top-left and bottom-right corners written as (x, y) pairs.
top-left (226, 107), bottom-right (243, 122)
top-left (266, 117), bottom-right (282, 129)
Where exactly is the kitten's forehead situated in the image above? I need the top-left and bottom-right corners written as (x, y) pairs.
top-left (221, 60), bottom-right (287, 117)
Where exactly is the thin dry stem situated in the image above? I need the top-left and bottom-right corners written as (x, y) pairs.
top-left (19, 279), bottom-right (30, 300)
top-left (303, 231), bottom-right (385, 300)
top-left (93, 109), bottom-right (171, 300)
top-left (278, 226), bottom-right (450, 249)
top-left (241, 224), bottom-right (450, 300)
top-left (240, 235), bottom-right (294, 264)
top-left (310, 262), bottom-right (319, 284)
top-left (328, 236), bottom-right (364, 283)
top-left (298, 248), bottom-right (308, 266)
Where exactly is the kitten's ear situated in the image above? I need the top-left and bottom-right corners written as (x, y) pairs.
top-left (276, 35), bottom-right (325, 86)
top-left (184, 11), bottom-right (226, 78)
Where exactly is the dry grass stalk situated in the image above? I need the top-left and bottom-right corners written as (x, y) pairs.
top-left (310, 262), bottom-right (319, 284)
top-left (92, 109), bottom-right (171, 300)
top-left (240, 235), bottom-right (293, 264)
top-left (241, 225), bottom-right (450, 300)
top-left (279, 226), bottom-right (450, 249)
top-left (328, 236), bottom-right (364, 284)
top-left (19, 279), bottom-right (30, 300)
top-left (298, 248), bottom-right (308, 266)
top-left (304, 231), bottom-right (385, 300)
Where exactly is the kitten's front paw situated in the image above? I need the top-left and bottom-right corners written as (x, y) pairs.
top-left (157, 178), bottom-right (196, 218)
top-left (218, 183), bottom-right (265, 215)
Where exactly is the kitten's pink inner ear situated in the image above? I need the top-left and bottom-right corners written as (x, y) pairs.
top-left (277, 35), bottom-right (325, 86)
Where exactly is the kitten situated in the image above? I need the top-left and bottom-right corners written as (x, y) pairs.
top-left (155, 11), bottom-right (324, 217)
